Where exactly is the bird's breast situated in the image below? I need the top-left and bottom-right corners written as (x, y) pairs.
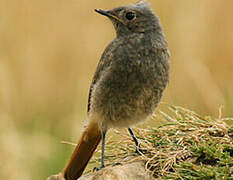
top-left (90, 37), bottom-right (169, 129)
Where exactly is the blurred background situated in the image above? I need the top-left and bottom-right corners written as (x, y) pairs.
top-left (0, 0), bottom-right (232, 179)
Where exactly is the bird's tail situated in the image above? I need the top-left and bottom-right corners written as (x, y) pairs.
top-left (62, 120), bottom-right (102, 180)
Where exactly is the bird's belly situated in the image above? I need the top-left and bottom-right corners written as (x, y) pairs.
top-left (90, 57), bottom-right (168, 129)
top-left (91, 79), bottom-right (162, 129)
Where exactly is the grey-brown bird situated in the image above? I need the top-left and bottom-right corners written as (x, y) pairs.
top-left (62, 1), bottom-right (170, 180)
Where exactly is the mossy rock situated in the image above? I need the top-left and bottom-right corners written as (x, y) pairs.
top-left (90, 105), bottom-right (233, 179)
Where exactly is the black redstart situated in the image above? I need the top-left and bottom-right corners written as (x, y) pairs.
top-left (61, 1), bottom-right (170, 180)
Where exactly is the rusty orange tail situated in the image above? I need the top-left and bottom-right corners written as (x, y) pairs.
top-left (62, 121), bottom-right (102, 180)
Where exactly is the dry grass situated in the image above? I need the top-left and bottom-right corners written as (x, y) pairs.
top-left (90, 105), bottom-right (233, 179)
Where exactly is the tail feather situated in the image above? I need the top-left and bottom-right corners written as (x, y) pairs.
top-left (63, 121), bottom-right (102, 180)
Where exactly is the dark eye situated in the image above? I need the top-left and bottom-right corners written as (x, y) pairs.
top-left (125, 12), bottom-right (135, 20)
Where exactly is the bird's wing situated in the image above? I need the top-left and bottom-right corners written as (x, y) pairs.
top-left (87, 41), bottom-right (115, 113)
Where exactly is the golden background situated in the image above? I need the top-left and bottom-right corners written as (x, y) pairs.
top-left (0, 0), bottom-right (232, 179)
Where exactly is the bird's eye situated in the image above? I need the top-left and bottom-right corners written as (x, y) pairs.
top-left (125, 12), bottom-right (135, 20)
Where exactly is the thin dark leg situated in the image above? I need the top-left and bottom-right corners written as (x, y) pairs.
top-left (127, 128), bottom-right (146, 154)
top-left (128, 128), bottom-right (139, 148)
top-left (101, 130), bottom-right (106, 168)
top-left (93, 131), bottom-right (106, 171)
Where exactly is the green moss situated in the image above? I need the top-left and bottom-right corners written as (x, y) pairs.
top-left (91, 105), bottom-right (233, 179)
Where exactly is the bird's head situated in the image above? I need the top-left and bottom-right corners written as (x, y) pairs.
top-left (95, 1), bottom-right (162, 37)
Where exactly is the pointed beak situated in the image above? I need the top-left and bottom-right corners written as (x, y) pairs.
top-left (94, 9), bottom-right (111, 17)
top-left (94, 8), bottom-right (124, 24)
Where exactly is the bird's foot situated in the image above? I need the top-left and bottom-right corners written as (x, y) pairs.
top-left (112, 162), bottom-right (122, 167)
top-left (93, 165), bottom-right (105, 172)
top-left (135, 146), bottom-right (147, 155)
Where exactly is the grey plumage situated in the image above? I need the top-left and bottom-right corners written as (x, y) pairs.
top-left (60, 2), bottom-right (170, 179)
top-left (89, 1), bottom-right (170, 132)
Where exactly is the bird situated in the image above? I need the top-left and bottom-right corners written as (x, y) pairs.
top-left (62, 1), bottom-right (170, 180)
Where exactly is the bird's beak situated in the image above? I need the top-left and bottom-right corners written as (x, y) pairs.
top-left (94, 9), bottom-right (124, 24)
top-left (94, 9), bottom-right (111, 17)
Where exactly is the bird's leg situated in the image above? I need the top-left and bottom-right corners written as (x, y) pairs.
top-left (93, 130), bottom-right (106, 171)
top-left (101, 130), bottom-right (106, 168)
top-left (128, 128), bottom-right (141, 154)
